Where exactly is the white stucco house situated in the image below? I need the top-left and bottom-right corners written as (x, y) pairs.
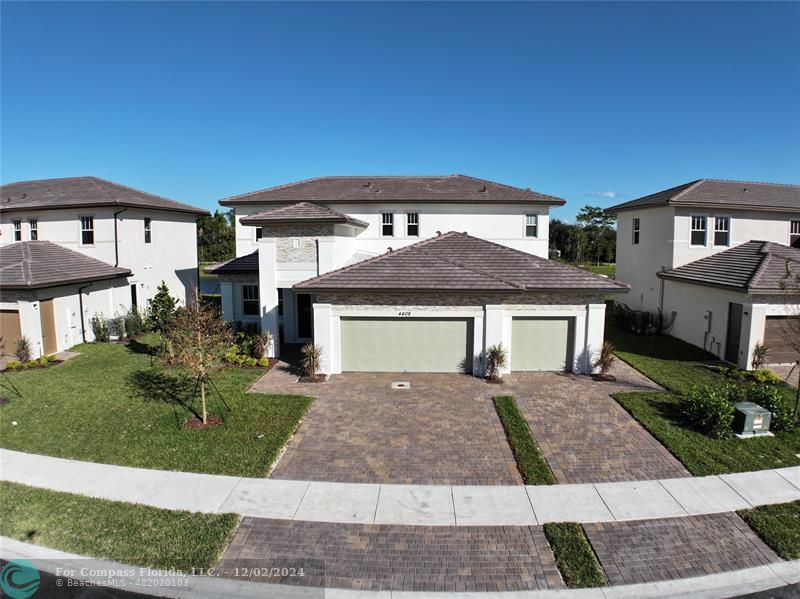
top-left (209, 175), bottom-right (627, 376)
top-left (609, 179), bottom-right (800, 369)
top-left (0, 177), bottom-right (207, 357)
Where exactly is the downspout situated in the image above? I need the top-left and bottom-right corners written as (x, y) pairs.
top-left (315, 239), bottom-right (320, 276)
top-left (113, 207), bottom-right (128, 267)
top-left (77, 282), bottom-right (93, 343)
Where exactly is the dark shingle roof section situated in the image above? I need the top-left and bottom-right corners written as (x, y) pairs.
top-left (239, 202), bottom-right (368, 227)
top-left (658, 241), bottom-right (800, 293)
top-left (607, 179), bottom-right (800, 213)
top-left (294, 232), bottom-right (629, 293)
top-left (0, 177), bottom-right (208, 215)
top-left (0, 241), bottom-right (131, 289)
top-left (206, 251), bottom-right (258, 275)
top-left (219, 175), bottom-right (566, 206)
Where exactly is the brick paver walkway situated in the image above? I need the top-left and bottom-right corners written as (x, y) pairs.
top-left (505, 361), bottom-right (690, 483)
top-left (217, 517), bottom-right (563, 592)
top-left (255, 359), bottom-right (685, 485)
top-left (584, 513), bottom-right (779, 585)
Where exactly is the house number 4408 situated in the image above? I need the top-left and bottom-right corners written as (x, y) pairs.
top-left (398, 311), bottom-right (412, 317)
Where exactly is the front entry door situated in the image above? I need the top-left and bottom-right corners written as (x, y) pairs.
top-left (40, 298), bottom-right (57, 355)
top-left (724, 303), bottom-right (743, 364)
top-left (296, 294), bottom-right (313, 339)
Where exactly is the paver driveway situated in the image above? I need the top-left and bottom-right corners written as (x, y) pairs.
top-left (254, 359), bottom-right (687, 485)
top-left (260, 368), bottom-right (520, 485)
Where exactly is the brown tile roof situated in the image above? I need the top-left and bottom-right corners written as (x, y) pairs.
top-left (607, 179), bottom-right (800, 214)
top-left (0, 177), bottom-right (209, 215)
top-left (239, 202), bottom-right (368, 227)
top-left (294, 232), bottom-right (629, 293)
top-left (658, 241), bottom-right (800, 293)
top-left (206, 251), bottom-right (258, 275)
top-left (219, 175), bottom-right (566, 206)
top-left (0, 241), bottom-right (131, 289)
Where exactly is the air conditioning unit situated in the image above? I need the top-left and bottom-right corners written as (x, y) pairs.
top-left (733, 402), bottom-right (773, 439)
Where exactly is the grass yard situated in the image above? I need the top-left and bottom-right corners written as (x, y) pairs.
top-left (576, 263), bottom-right (615, 278)
top-left (738, 500), bottom-right (800, 560)
top-left (493, 396), bottom-right (556, 485)
top-left (0, 481), bottom-right (238, 570)
top-left (0, 334), bottom-right (313, 477)
top-left (543, 522), bottom-right (606, 588)
top-left (607, 322), bottom-right (800, 475)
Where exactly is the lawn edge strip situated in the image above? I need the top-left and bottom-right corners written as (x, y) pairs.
top-left (738, 500), bottom-right (800, 560)
top-left (543, 522), bottom-right (607, 588)
top-left (493, 395), bottom-right (556, 485)
top-left (0, 481), bottom-right (239, 571)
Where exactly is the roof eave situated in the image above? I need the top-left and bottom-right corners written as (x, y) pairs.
top-left (222, 197), bottom-right (566, 207)
top-left (292, 285), bottom-right (627, 293)
top-left (657, 273), bottom-right (748, 293)
top-left (0, 201), bottom-right (208, 216)
top-left (2, 270), bottom-right (132, 290)
top-left (610, 200), bottom-right (800, 214)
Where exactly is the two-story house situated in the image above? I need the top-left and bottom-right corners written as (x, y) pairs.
top-left (609, 179), bottom-right (800, 369)
top-left (209, 175), bottom-right (627, 375)
top-left (0, 176), bottom-right (207, 357)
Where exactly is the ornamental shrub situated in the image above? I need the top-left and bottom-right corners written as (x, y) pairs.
top-left (90, 314), bottom-right (110, 343)
top-left (682, 386), bottom-right (735, 438)
top-left (747, 384), bottom-right (795, 432)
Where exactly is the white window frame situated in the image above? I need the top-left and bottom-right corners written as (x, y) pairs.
top-left (690, 215), bottom-right (707, 247)
top-left (241, 284), bottom-right (260, 317)
top-left (632, 217), bottom-right (640, 245)
top-left (713, 216), bottom-right (730, 247)
top-left (381, 213), bottom-right (394, 237)
top-left (406, 212), bottom-right (419, 237)
top-left (28, 218), bottom-right (38, 241)
top-left (525, 214), bottom-right (538, 238)
top-left (790, 220), bottom-right (800, 248)
top-left (12, 219), bottom-right (22, 242)
top-left (144, 217), bottom-right (152, 244)
top-left (80, 215), bottom-right (95, 246)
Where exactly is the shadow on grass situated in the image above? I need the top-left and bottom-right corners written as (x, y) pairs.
top-left (128, 369), bottom-right (202, 424)
top-left (126, 338), bottom-right (159, 356)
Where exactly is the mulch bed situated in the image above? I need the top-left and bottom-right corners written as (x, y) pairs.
top-left (592, 374), bottom-right (617, 382)
top-left (185, 415), bottom-right (224, 429)
top-left (298, 374), bottom-right (327, 383)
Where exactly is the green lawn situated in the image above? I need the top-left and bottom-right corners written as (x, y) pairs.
top-left (738, 500), bottom-right (800, 560)
top-left (493, 396), bottom-right (556, 485)
top-left (0, 481), bottom-right (238, 570)
top-left (543, 523), bottom-right (606, 588)
top-left (577, 263), bottom-right (615, 278)
top-left (0, 335), bottom-right (313, 477)
top-left (607, 323), bottom-right (800, 475)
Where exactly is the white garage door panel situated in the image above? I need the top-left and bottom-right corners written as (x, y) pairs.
top-left (341, 318), bottom-right (472, 373)
top-left (512, 317), bottom-right (573, 371)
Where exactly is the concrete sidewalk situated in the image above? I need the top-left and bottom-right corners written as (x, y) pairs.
top-left (3, 449), bottom-right (800, 525)
top-left (2, 537), bottom-right (799, 599)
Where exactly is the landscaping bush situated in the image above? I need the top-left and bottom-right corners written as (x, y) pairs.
top-left (112, 314), bottom-right (127, 339)
top-left (250, 330), bottom-right (273, 359)
top-left (146, 282), bottom-right (178, 336)
top-left (6, 355), bottom-right (57, 370)
top-left (300, 343), bottom-right (323, 380)
top-left (751, 342), bottom-right (770, 370)
top-left (681, 386), bottom-right (735, 438)
top-left (485, 344), bottom-right (506, 382)
top-left (14, 336), bottom-right (32, 363)
top-left (223, 346), bottom-right (269, 368)
top-left (592, 340), bottom-right (615, 378)
top-left (90, 314), bottom-right (110, 342)
top-left (747, 384), bottom-right (795, 432)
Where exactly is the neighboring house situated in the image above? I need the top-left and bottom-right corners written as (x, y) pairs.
top-left (0, 176), bottom-right (207, 357)
top-left (609, 179), bottom-right (800, 369)
top-left (210, 175), bottom-right (627, 375)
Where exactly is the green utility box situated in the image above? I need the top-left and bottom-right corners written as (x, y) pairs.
top-left (733, 402), bottom-right (772, 438)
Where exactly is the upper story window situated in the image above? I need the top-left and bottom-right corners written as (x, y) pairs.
top-left (28, 218), bottom-right (38, 241)
top-left (144, 217), bottom-right (152, 244)
top-left (12, 220), bottom-right (21, 241)
top-left (713, 216), bottom-right (730, 247)
top-left (80, 216), bottom-right (95, 245)
top-left (525, 214), bottom-right (538, 238)
top-left (242, 284), bottom-right (259, 317)
top-left (632, 218), bottom-right (640, 245)
top-left (791, 220), bottom-right (800, 248)
top-left (406, 213), bottom-right (419, 237)
top-left (690, 216), bottom-right (707, 246)
top-left (381, 213), bottom-right (394, 237)
top-left (255, 227), bottom-right (263, 241)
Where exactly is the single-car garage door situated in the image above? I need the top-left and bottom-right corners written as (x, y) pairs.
top-left (0, 310), bottom-right (22, 355)
top-left (512, 317), bottom-right (574, 371)
top-left (340, 317), bottom-right (473, 373)
top-left (764, 316), bottom-right (800, 365)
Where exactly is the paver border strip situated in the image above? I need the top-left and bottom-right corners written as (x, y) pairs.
top-left (3, 449), bottom-right (800, 526)
top-left (2, 537), bottom-right (798, 599)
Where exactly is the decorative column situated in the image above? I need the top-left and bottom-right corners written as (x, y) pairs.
top-left (741, 304), bottom-right (767, 370)
top-left (583, 302), bottom-right (607, 374)
top-left (312, 303), bottom-right (337, 374)
top-left (257, 240), bottom-right (280, 358)
top-left (220, 281), bottom-right (234, 322)
top-left (484, 305), bottom-right (509, 374)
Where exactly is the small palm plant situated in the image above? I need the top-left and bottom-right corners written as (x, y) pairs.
top-left (300, 343), bottom-right (323, 381)
top-left (751, 342), bottom-right (770, 370)
top-left (592, 341), bottom-right (616, 380)
top-left (251, 330), bottom-right (273, 359)
top-left (15, 336), bottom-right (32, 363)
top-left (485, 344), bottom-right (506, 383)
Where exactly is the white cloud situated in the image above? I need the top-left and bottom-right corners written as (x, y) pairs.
top-left (586, 191), bottom-right (620, 199)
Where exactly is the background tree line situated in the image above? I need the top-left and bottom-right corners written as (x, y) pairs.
top-left (549, 205), bottom-right (616, 265)
top-left (197, 210), bottom-right (235, 263)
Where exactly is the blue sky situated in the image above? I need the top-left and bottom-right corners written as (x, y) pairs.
top-left (2, 2), bottom-right (798, 222)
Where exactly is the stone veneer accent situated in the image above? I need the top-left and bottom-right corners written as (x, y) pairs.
top-left (316, 292), bottom-right (606, 309)
top-left (261, 223), bottom-right (335, 264)
top-left (0, 289), bottom-right (36, 302)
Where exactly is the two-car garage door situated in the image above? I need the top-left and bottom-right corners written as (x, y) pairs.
top-left (341, 317), bottom-right (473, 373)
